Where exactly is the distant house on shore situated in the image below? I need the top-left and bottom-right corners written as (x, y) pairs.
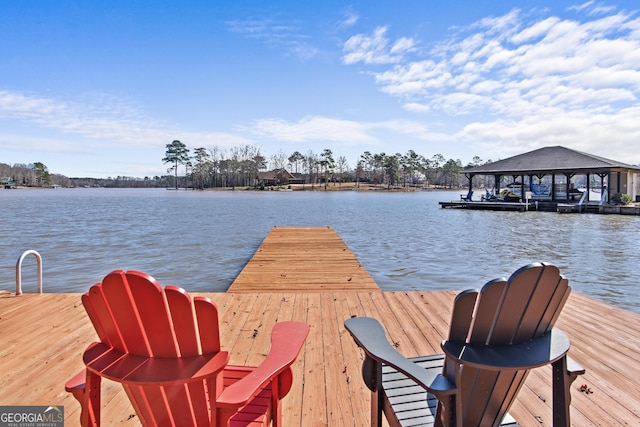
top-left (1, 177), bottom-right (16, 189)
top-left (257, 169), bottom-right (303, 186)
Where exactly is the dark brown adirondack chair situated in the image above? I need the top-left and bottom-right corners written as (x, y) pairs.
top-left (65, 270), bottom-right (309, 426)
top-left (344, 263), bottom-right (585, 427)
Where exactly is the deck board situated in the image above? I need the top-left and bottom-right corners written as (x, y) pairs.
top-left (1, 290), bottom-right (640, 426)
top-left (1, 226), bottom-right (639, 426)
top-left (228, 226), bottom-right (380, 292)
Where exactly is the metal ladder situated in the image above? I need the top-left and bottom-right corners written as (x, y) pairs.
top-left (15, 250), bottom-right (43, 295)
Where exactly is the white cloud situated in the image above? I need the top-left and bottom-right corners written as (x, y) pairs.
top-left (225, 17), bottom-right (318, 61)
top-left (390, 37), bottom-right (416, 55)
top-left (246, 115), bottom-right (448, 151)
top-left (470, 8), bottom-right (522, 37)
top-left (511, 17), bottom-right (560, 43)
top-left (0, 133), bottom-right (87, 154)
top-left (569, 1), bottom-right (617, 16)
top-left (0, 91), bottom-right (69, 122)
top-left (375, 60), bottom-right (453, 97)
top-left (342, 26), bottom-right (417, 65)
top-left (568, 1), bottom-right (595, 13)
top-left (0, 90), bottom-right (171, 146)
top-left (362, 8), bottom-right (640, 108)
top-left (404, 102), bottom-right (431, 113)
top-left (249, 116), bottom-right (378, 143)
top-left (340, 10), bottom-right (359, 28)
top-left (225, 18), bottom-right (299, 39)
top-left (340, 4), bottom-right (640, 164)
top-left (0, 90), bottom-right (251, 157)
top-left (458, 105), bottom-right (640, 163)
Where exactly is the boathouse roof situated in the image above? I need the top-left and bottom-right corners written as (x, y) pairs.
top-left (464, 146), bottom-right (640, 175)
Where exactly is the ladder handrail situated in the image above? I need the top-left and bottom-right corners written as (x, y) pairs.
top-left (16, 250), bottom-right (43, 295)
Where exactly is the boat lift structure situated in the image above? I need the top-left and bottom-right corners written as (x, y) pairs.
top-left (460, 146), bottom-right (640, 205)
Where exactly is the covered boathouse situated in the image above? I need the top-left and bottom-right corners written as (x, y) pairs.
top-left (461, 146), bottom-right (640, 204)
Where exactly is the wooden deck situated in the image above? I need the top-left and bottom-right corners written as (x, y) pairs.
top-left (1, 227), bottom-right (639, 426)
top-left (1, 291), bottom-right (639, 426)
top-left (228, 226), bottom-right (380, 292)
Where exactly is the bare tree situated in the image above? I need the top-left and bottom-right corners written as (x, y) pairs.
top-left (192, 147), bottom-right (212, 189)
top-left (336, 156), bottom-right (349, 189)
top-left (270, 150), bottom-right (288, 170)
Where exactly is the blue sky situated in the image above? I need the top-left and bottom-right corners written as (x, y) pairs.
top-left (1, 1), bottom-right (639, 178)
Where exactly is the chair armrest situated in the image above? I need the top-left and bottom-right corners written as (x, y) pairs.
top-left (441, 328), bottom-right (571, 370)
top-left (65, 369), bottom-right (88, 404)
top-left (65, 369), bottom-right (86, 393)
top-left (344, 317), bottom-right (455, 396)
top-left (83, 342), bottom-right (230, 386)
top-left (217, 321), bottom-right (309, 408)
top-left (566, 356), bottom-right (585, 376)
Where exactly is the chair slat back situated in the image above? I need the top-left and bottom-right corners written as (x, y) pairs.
top-left (448, 290), bottom-right (478, 343)
top-left (445, 263), bottom-right (571, 427)
top-left (165, 286), bottom-right (222, 356)
top-left (194, 296), bottom-right (222, 354)
top-left (82, 270), bottom-right (221, 426)
top-left (466, 279), bottom-right (508, 345)
top-left (85, 270), bottom-right (152, 355)
top-left (121, 271), bottom-right (178, 357)
top-left (164, 285), bottom-right (202, 356)
top-left (451, 263), bottom-right (569, 346)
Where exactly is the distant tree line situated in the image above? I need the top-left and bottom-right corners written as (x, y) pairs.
top-left (1, 143), bottom-right (492, 189)
top-left (0, 162), bottom-right (71, 187)
top-left (162, 140), bottom-right (493, 190)
top-left (0, 161), bottom-right (175, 188)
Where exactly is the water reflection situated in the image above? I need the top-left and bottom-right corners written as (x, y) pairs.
top-left (1, 188), bottom-right (638, 314)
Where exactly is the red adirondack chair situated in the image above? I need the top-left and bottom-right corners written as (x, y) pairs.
top-left (65, 270), bottom-right (309, 426)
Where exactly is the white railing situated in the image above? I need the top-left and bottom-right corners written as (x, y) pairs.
top-left (16, 250), bottom-right (43, 295)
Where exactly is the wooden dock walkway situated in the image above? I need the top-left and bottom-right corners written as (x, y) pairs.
top-left (1, 227), bottom-right (639, 426)
top-left (228, 226), bottom-right (380, 292)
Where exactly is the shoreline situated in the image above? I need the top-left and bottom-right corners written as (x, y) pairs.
top-left (2, 182), bottom-right (442, 192)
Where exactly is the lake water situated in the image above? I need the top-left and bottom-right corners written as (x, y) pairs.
top-left (2, 188), bottom-right (639, 314)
